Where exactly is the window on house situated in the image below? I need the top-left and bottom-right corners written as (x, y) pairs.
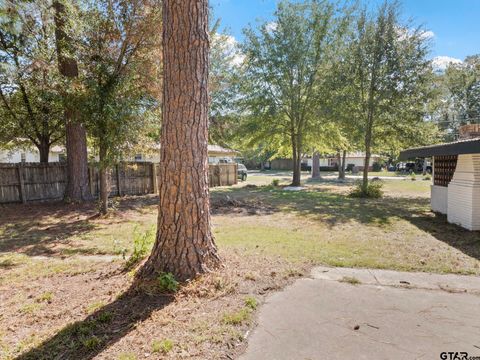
top-left (58, 153), bottom-right (66, 162)
top-left (20, 153), bottom-right (26, 163)
top-left (134, 154), bottom-right (143, 162)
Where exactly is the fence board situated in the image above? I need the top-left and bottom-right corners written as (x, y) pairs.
top-left (0, 162), bottom-right (237, 204)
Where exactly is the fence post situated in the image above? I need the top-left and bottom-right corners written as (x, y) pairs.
top-left (116, 164), bottom-right (122, 196)
top-left (17, 163), bottom-right (26, 204)
top-left (151, 163), bottom-right (158, 194)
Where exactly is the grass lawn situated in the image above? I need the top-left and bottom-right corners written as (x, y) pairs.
top-left (0, 173), bottom-right (479, 359)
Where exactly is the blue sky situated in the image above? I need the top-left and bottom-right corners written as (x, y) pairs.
top-left (211, 0), bottom-right (479, 62)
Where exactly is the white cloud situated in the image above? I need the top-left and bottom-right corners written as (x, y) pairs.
top-left (420, 30), bottom-right (435, 40)
top-left (432, 56), bottom-right (463, 72)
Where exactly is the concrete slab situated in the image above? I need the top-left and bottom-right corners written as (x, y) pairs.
top-left (240, 267), bottom-right (480, 360)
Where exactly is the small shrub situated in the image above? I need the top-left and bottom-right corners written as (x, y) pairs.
top-left (222, 308), bottom-right (251, 325)
top-left (423, 174), bottom-right (431, 181)
top-left (36, 291), bottom-right (53, 303)
top-left (410, 173), bottom-right (417, 181)
top-left (271, 178), bottom-right (280, 187)
top-left (125, 226), bottom-right (155, 269)
top-left (372, 162), bottom-right (382, 172)
top-left (97, 311), bottom-right (114, 323)
top-left (346, 164), bottom-right (355, 172)
top-left (349, 181), bottom-right (383, 199)
top-left (157, 272), bottom-right (179, 293)
top-left (86, 301), bottom-right (105, 314)
top-left (81, 335), bottom-right (101, 349)
top-left (152, 339), bottom-right (174, 354)
top-left (244, 296), bottom-right (258, 310)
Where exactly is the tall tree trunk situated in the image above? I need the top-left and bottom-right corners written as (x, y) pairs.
top-left (99, 145), bottom-right (109, 215)
top-left (291, 133), bottom-right (302, 186)
top-left (138, 0), bottom-right (220, 282)
top-left (362, 135), bottom-right (372, 192)
top-left (53, 0), bottom-right (91, 202)
top-left (311, 150), bottom-right (320, 179)
top-left (340, 150), bottom-right (346, 179)
top-left (38, 140), bottom-right (49, 163)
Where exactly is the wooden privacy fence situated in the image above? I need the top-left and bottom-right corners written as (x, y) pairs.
top-left (0, 162), bottom-right (238, 204)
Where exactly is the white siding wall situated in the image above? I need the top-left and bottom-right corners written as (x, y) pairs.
top-left (0, 149), bottom-right (61, 163)
top-left (431, 185), bottom-right (448, 214)
top-left (447, 154), bottom-right (480, 230)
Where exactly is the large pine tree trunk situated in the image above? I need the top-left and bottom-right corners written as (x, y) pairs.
top-left (311, 151), bottom-right (320, 179)
top-left (138, 0), bottom-right (220, 282)
top-left (53, 0), bottom-right (91, 202)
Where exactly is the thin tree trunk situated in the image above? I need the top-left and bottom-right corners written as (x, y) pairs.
top-left (291, 133), bottom-right (302, 186)
top-left (340, 150), bottom-right (346, 179)
top-left (99, 145), bottom-right (109, 215)
top-left (137, 0), bottom-right (220, 282)
top-left (311, 151), bottom-right (320, 179)
top-left (363, 137), bottom-right (372, 192)
top-left (54, 0), bottom-right (91, 202)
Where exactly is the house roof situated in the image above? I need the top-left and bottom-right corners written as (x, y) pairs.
top-left (399, 137), bottom-right (480, 160)
top-left (207, 144), bottom-right (239, 155)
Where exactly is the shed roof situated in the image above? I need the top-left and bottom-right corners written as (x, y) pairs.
top-left (399, 137), bottom-right (480, 160)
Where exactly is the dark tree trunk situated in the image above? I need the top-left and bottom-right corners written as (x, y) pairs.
top-left (138, 0), bottom-right (220, 282)
top-left (38, 140), bottom-right (49, 163)
top-left (291, 133), bottom-right (302, 186)
top-left (98, 145), bottom-right (109, 215)
top-left (363, 135), bottom-right (372, 192)
top-left (65, 121), bottom-right (91, 201)
top-left (311, 151), bottom-right (320, 179)
top-left (53, 0), bottom-right (91, 202)
top-left (338, 150), bottom-right (346, 180)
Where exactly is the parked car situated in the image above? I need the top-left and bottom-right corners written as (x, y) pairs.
top-left (237, 163), bottom-right (248, 181)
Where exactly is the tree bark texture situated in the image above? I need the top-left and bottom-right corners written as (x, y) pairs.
top-left (53, 0), bottom-right (91, 202)
top-left (311, 151), bottom-right (320, 179)
top-left (99, 145), bottom-right (109, 215)
top-left (291, 133), bottom-right (302, 186)
top-left (138, 0), bottom-right (220, 282)
top-left (38, 140), bottom-right (50, 163)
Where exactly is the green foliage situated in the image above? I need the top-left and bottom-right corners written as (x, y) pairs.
top-left (271, 179), bottom-right (280, 187)
top-left (240, 0), bottom-right (352, 184)
top-left (125, 226), bottom-right (155, 270)
top-left (349, 181), bottom-right (383, 199)
top-left (423, 174), bottom-right (432, 181)
top-left (244, 296), bottom-right (258, 310)
top-left (410, 173), bottom-right (417, 181)
top-left (340, 276), bottom-right (361, 285)
top-left (157, 273), bottom-right (179, 293)
top-left (151, 339), bottom-right (174, 354)
top-left (222, 308), bottom-right (251, 325)
top-left (372, 162), bottom-right (382, 172)
top-left (81, 335), bottom-right (101, 349)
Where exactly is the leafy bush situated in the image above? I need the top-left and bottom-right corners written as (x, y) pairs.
top-left (125, 226), bottom-right (155, 269)
top-left (244, 296), bottom-right (258, 310)
top-left (410, 173), bottom-right (417, 181)
top-left (349, 181), bottom-right (383, 199)
top-left (271, 178), bottom-right (280, 187)
top-left (423, 174), bottom-right (431, 181)
top-left (372, 162), bottom-right (382, 172)
top-left (157, 272), bottom-right (179, 293)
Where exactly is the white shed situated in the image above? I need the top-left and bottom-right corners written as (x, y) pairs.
top-left (400, 125), bottom-right (480, 230)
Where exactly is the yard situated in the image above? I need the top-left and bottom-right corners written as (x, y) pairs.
top-left (1, 172), bottom-right (479, 359)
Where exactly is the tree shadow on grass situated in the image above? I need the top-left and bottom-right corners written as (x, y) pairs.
top-left (15, 286), bottom-right (173, 360)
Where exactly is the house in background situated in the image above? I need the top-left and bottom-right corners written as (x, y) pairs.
top-left (0, 143), bottom-right (239, 165)
top-left (130, 144), bottom-right (240, 164)
top-left (400, 124), bottom-right (480, 230)
top-left (270, 152), bottom-right (382, 171)
top-left (0, 145), bottom-right (66, 163)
